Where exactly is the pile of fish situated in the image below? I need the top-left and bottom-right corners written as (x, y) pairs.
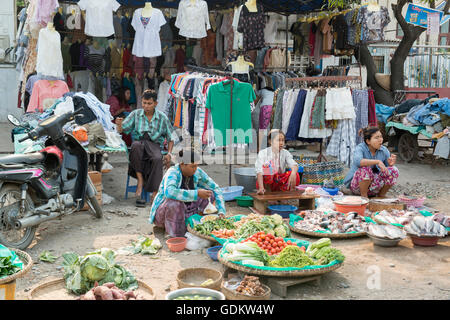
top-left (433, 213), bottom-right (450, 228)
top-left (368, 224), bottom-right (406, 240)
top-left (294, 211), bottom-right (367, 234)
top-left (374, 210), bottom-right (418, 226)
top-left (404, 216), bottom-right (448, 237)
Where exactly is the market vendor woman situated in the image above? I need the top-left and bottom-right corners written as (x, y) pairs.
top-left (255, 129), bottom-right (300, 194)
top-left (344, 126), bottom-right (399, 198)
top-left (149, 148), bottom-right (226, 238)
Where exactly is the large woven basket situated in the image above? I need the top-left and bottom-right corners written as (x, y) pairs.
top-left (186, 225), bottom-right (220, 243)
top-left (0, 249), bottom-right (33, 285)
top-left (288, 223), bottom-right (367, 239)
top-left (177, 268), bottom-right (223, 291)
top-left (294, 156), bottom-right (345, 186)
top-left (217, 250), bottom-right (343, 277)
top-left (221, 281), bottom-right (271, 300)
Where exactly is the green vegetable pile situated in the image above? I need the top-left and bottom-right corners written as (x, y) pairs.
top-left (0, 256), bottom-right (21, 278)
top-left (235, 214), bottom-right (290, 239)
top-left (269, 245), bottom-right (315, 268)
top-left (131, 237), bottom-right (162, 255)
top-left (194, 218), bottom-right (235, 235)
top-left (307, 238), bottom-right (345, 265)
top-left (62, 248), bottom-right (138, 295)
top-left (39, 251), bottom-right (58, 263)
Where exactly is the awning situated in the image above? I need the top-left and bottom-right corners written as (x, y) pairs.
top-left (62, 0), bottom-right (327, 15)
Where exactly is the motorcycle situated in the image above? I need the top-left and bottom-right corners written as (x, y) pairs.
top-left (0, 111), bottom-right (103, 250)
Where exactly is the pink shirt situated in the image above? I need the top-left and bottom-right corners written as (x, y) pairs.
top-left (27, 80), bottom-right (69, 113)
top-left (33, 0), bottom-right (59, 25)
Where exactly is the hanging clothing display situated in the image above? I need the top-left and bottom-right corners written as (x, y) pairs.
top-left (232, 6), bottom-right (244, 50)
top-left (175, 0), bottom-right (211, 39)
top-left (33, 0), bottom-right (59, 25)
top-left (357, 6), bottom-right (390, 43)
top-left (237, 4), bottom-right (266, 51)
top-left (352, 89), bottom-right (369, 144)
top-left (326, 118), bottom-right (356, 167)
top-left (206, 79), bottom-right (255, 146)
top-left (77, 0), bottom-right (121, 37)
top-left (325, 88), bottom-right (356, 120)
top-left (131, 8), bottom-right (167, 58)
top-left (84, 45), bottom-right (106, 75)
top-left (36, 28), bottom-right (64, 79)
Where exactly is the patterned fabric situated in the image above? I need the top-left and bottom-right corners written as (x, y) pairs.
top-left (259, 105), bottom-right (273, 130)
top-left (149, 164), bottom-right (226, 224)
top-left (310, 89), bottom-right (326, 129)
top-left (352, 89), bottom-right (369, 144)
top-left (154, 196), bottom-right (215, 237)
top-left (326, 119), bottom-right (356, 167)
top-left (350, 166), bottom-right (399, 196)
top-left (256, 171), bottom-right (300, 192)
top-left (272, 89), bottom-right (284, 130)
top-left (237, 4), bottom-right (266, 51)
top-left (368, 89), bottom-right (378, 126)
top-left (121, 108), bottom-right (176, 148)
top-left (357, 6), bottom-right (390, 43)
top-left (141, 16), bottom-right (150, 27)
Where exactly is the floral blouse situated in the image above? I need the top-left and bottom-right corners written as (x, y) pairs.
top-left (237, 4), bottom-right (266, 51)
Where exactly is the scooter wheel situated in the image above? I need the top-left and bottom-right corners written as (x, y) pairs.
top-left (86, 196), bottom-right (103, 218)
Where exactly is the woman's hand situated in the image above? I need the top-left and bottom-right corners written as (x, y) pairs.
top-left (257, 186), bottom-right (266, 195)
top-left (287, 173), bottom-right (297, 190)
top-left (378, 160), bottom-right (388, 174)
top-left (387, 154), bottom-right (397, 167)
top-left (198, 189), bottom-right (213, 199)
top-left (115, 117), bottom-right (123, 133)
top-left (163, 154), bottom-right (172, 169)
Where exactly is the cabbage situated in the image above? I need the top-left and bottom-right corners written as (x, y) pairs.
top-left (80, 255), bottom-right (110, 281)
top-left (274, 225), bottom-right (287, 238)
top-left (271, 214), bottom-right (284, 226)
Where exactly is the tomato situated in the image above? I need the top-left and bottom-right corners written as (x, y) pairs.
top-left (277, 241), bottom-right (284, 246)
top-left (271, 248), bottom-right (276, 254)
top-left (260, 235), bottom-right (266, 241)
top-left (264, 241), bottom-right (270, 246)
top-left (270, 239), bottom-right (275, 244)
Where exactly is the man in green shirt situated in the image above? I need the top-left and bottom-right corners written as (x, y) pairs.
top-left (116, 90), bottom-right (176, 207)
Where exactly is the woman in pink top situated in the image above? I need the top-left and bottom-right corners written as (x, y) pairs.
top-left (106, 87), bottom-right (132, 147)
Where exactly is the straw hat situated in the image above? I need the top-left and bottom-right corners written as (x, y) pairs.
top-left (375, 73), bottom-right (391, 91)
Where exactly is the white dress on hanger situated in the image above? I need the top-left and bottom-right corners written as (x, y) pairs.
top-left (282, 89), bottom-right (300, 134)
top-left (131, 8), bottom-right (167, 58)
top-left (36, 28), bottom-right (64, 79)
top-left (175, 0), bottom-right (211, 39)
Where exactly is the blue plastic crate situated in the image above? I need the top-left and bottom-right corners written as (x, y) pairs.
top-left (220, 186), bottom-right (244, 201)
top-left (268, 205), bottom-right (298, 219)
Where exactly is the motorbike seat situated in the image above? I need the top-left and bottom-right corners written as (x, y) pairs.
top-left (0, 153), bottom-right (45, 166)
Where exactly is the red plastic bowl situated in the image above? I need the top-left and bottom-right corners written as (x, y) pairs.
top-left (334, 203), bottom-right (368, 216)
top-left (409, 234), bottom-right (440, 247)
top-left (166, 237), bottom-right (187, 252)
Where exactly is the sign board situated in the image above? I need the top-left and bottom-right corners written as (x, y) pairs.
top-left (427, 12), bottom-right (440, 35)
top-left (437, 1), bottom-right (450, 26)
top-left (404, 3), bottom-right (444, 28)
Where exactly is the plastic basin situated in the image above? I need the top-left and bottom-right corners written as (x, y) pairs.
top-left (220, 186), bottom-right (244, 201)
top-left (334, 203), bottom-right (368, 216)
top-left (235, 196), bottom-right (254, 207)
top-left (206, 246), bottom-right (222, 261)
top-left (166, 237), bottom-right (187, 252)
top-left (268, 205), bottom-right (298, 219)
top-left (323, 187), bottom-right (339, 196)
top-left (409, 235), bottom-right (440, 247)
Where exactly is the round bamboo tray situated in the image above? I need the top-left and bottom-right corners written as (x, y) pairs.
top-left (0, 249), bottom-right (33, 285)
top-left (177, 268), bottom-right (223, 291)
top-left (221, 281), bottom-right (271, 300)
top-left (217, 250), bottom-right (343, 277)
top-left (27, 278), bottom-right (156, 300)
top-left (186, 225), bottom-right (221, 243)
top-left (288, 223), bottom-right (367, 239)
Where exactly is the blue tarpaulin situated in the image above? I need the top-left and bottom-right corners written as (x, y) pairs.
top-left (63, 0), bottom-right (327, 14)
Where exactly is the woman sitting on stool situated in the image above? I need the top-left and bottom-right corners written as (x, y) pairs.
top-left (150, 148), bottom-right (226, 238)
top-left (344, 126), bottom-right (399, 198)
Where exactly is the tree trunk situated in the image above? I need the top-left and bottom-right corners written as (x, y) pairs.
top-left (355, 45), bottom-right (394, 106)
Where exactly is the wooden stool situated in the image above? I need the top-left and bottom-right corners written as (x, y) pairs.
top-left (262, 276), bottom-right (321, 298)
top-left (249, 191), bottom-right (319, 214)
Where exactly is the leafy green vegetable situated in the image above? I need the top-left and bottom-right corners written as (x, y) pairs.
top-left (132, 237), bottom-right (162, 255)
top-left (0, 256), bottom-right (21, 278)
top-left (61, 249), bottom-right (138, 295)
top-left (194, 218), bottom-right (235, 235)
top-left (274, 225), bottom-right (287, 238)
top-left (224, 241), bottom-right (269, 265)
top-left (39, 251), bottom-right (58, 263)
top-left (314, 247), bottom-right (345, 265)
top-left (269, 245), bottom-right (315, 268)
top-left (306, 238), bottom-right (331, 253)
top-left (235, 220), bottom-right (266, 239)
top-left (271, 214), bottom-right (283, 226)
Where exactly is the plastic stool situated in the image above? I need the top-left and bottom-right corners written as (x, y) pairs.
top-left (125, 174), bottom-right (152, 202)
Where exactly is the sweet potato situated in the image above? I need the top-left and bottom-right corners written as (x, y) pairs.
top-left (124, 291), bottom-right (136, 299)
top-left (111, 289), bottom-right (125, 300)
top-left (82, 290), bottom-right (96, 301)
top-left (103, 282), bottom-right (116, 289)
top-left (94, 286), bottom-right (114, 300)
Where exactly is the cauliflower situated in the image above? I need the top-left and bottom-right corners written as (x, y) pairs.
top-left (271, 214), bottom-right (283, 226)
top-left (274, 225), bottom-right (287, 238)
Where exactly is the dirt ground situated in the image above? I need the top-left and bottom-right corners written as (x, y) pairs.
top-left (14, 151), bottom-right (450, 300)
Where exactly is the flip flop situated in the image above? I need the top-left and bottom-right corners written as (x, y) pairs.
top-left (136, 199), bottom-right (146, 207)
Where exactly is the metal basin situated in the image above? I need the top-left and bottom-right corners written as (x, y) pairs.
top-left (368, 234), bottom-right (402, 247)
top-left (233, 167), bottom-right (256, 194)
top-left (165, 287), bottom-right (226, 300)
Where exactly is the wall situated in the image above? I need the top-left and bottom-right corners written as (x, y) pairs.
top-left (0, 0), bottom-right (20, 122)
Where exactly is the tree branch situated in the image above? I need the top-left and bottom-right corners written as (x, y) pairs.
top-left (444, 0), bottom-right (450, 14)
top-left (392, 0), bottom-right (411, 37)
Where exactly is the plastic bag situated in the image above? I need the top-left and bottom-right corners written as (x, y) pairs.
top-left (101, 161), bottom-right (114, 171)
top-left (316, 197), bottom-right (335, 211)
top-left (184, 232), bottom-right (213, 251)
top-left (102, 193), bottom-right (115, 205)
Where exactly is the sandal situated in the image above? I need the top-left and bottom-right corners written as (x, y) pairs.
top-left (135, 199), bottom-right (146, 207)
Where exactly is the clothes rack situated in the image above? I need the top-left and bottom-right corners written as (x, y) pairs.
top-left (283, 75), bottom-right (363, 162)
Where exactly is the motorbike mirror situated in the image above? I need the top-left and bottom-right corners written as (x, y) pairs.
top-left (7, 115), bottom-right (20, 127)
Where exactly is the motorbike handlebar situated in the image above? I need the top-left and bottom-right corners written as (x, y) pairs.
top-left (18, 135), bottom-right (30, 143)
